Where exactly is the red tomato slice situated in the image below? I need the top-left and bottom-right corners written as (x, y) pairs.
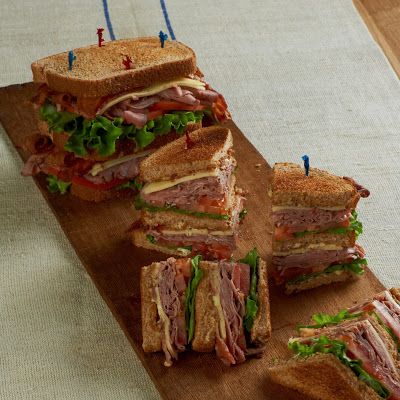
top-left (197, 196), bottom-right (226, 215)
top-left (71, 176), bottom-right (128, 191)
top-left (149, 101), bottom-right (206, 112)
top-left (147, 110), bottom-right (164, 120)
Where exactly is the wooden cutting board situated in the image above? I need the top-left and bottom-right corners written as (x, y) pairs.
top-left (354, 0), bottom-right (400, 79)
top-left (0, 82), bottom-right (385, 400)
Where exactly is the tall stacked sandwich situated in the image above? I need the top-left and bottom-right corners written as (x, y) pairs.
top-left (268, 288), bottom-right (400, 400)
top-left (141, 249), bottom-right (271, 366)
top-left (132, 126), bottom-right (245, 260)
top-left (22, 37), bottom-right (230, 201)
top-left (271, 162), bottom-right (370, 294)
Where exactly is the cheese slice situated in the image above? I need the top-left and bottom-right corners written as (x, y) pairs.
top-left (97, 77), bottom-right (206, 115)
top-left (154, 286), bottom-right (176, 366)
top-left (142, 170), bottom-right (219, 195)
top-left (213, 295), bottom-right (227, 340)
top-left (89, 150), bottom-right (153, 176)
top-left (273, 243), bottom-right (345, 256)
top-left (160, 229), bottom-right (233, 236)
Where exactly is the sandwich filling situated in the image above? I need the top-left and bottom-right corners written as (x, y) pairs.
top-left (141, 156), bottom-right (236, 214)
top-left (153, 258), bottom-right (191, 367)
top-left (213, 249), bottom-right (262, 365)
top-left (272, 244), bottom-right (367, 285)
top-left (145, 229), bottom-right (236, 260)
top-left (290, 319), bottom-right (400, 399)
top-left (22, 148), bottom-right (147, 194)
top-left (31, 75), bottom-right (229, 157)
top-left (273, 208), bottom-right (363, 241)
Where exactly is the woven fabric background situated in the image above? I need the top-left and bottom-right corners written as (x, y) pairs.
top-left (1, 0), bottom-right (400, 399)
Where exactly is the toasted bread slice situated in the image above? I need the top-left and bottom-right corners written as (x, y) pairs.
top-left (272, 162), bottom-right (361, 209)
top-left (32, 37), bottom-right (196, 98)
top-left (140, 126), bottom-right (233, 182)
top-left (273, 231), bottom-right (356, 254)
top-left (268, 353), bottom-right (381, 400)
top-left (141, 263), bottom-right (163, 352)
top-left (250, 259), bottom-right (271, 346)
top-left (285, 269), bottom-right (358, 295)
top-left (191, 261), bottom-right (220, 352)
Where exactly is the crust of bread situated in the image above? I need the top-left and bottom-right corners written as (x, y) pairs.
top-left (272, 162), bottom-right (361, 209)
top-left (141, 263), bottom-right (163, 352)
top-left (267, 353), bottom-right (381, 400)
top-left (32, 37), bottom-right (196, 98)
top-left (390, 287), bottom-right (400, 302)
top-left (250, 259), bottom-right (271, 346)
top-left (140, 126), bottom-right (233, 182)
top-left (131, 229), bottom-right (187, 257)
top-left (273, 231), bottom-right (356, 253)
top-left (191, 261), bottom-right (220, 352)
top-left (285, 270), bottom-right (358, 295)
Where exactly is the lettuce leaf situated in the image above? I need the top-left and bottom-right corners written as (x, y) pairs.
top-left (297, 309), bottom-right (363, 330)
top-left (240, 248), bottom-right (259, 332)
top-left (39, 103), bottom-right (204, 156)
top-left (286, 258), bottom-right (367, 286)
top-left (134, 195), bottom-right (230, 221)
top-left (116, 178), bottom-right (143, 191)
top-left (185, 256), bottom-right (203, 343)
top-left (289, 336), bottom-right (390, 399)
top-left (46, 175), bottom-right (71, 194)
top-left (294, 211), bottom-right (363, 239)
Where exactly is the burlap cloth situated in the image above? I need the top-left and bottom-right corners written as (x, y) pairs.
top-left (1, 0), bottom-right (400, 398)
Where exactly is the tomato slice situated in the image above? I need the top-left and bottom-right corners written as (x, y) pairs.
top-left (147, 110), bottom-right (164, 120)
top-left (197, 196), bottom-right (227, 215)
top-left (149, 101), bottom-right (206, 112)
top-left (71, 176), bottom-right (128, 191)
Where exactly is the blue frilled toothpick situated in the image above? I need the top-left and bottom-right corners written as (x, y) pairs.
top-left (68, 50), bottom-right (76, 70)
top-left (159, 31), bottom-right (168, 48)
top-left (302, 155), bottom-right (310, 176)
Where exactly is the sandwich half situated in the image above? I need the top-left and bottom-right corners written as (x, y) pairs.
top-left (22, 37), bottom-right (230, 201)
top-left (269, 317), bottom-right (400, 400)
top-left (141, 249), bottom-right (271, 366)
top-left (132, 126), bottom-right (245, 259)
top-left (269, 288), bottom-right (400, 400)
top-left (271, 162), bottom-right (370, 294)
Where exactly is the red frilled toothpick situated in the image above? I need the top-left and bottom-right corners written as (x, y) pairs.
top-left (185, 132), bottom-right (194, 149)
top-left (122, 55), bottom-right (133, 70)
top-left (97, 28), bottom-right (105, 47)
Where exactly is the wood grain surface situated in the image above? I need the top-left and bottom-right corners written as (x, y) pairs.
top-left (354, 0), bottom-right (400, 78)
top-left (0, 82), bottom-right (385, 400)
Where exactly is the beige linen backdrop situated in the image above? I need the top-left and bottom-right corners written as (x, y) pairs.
top-left (1, 0), bottom-right (400, 399)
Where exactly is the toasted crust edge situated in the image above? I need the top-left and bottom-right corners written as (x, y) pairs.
top-left (141, 263), bottom-right (163, 352)
top-left (267, 353), bottom-right (381, 400)
top-left (285, 270), bottom-right (358, 295)
top-left (191, 261), bottom-right (220, 352)
top-left (250, 259), bottom-right (271, 345)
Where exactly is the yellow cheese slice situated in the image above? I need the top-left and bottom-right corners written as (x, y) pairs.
top-left (273, 243), bottom-right (345, 256)
top-left (89, 150), bottom-right (152, 176)
top-left (142, 170), bottom-right (218, 194)
top-left (212, 295), bottom-right (227, 341)
top-left (97, 77), bottom-right (206, 115)
top-left (159, 229), bottom-right (233, 236)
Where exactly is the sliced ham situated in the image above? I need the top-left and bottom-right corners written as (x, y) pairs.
top-left (159, 87), bottom-right (199, 105)
top-left (142, 156), bottom-right (236, 211)
top-left (157, 259), bottom-right (188, 364)
top-left (21, 152), bottom-right (52, 176)
top-left (123, 110), bottom-right (147, 128)
top-left (272, 208), bottom-right (351, 232)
